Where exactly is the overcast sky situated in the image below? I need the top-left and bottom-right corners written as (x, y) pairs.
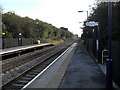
top-left (1, 0), bottom-right (95, 37)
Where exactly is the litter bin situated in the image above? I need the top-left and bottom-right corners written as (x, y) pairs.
top-left (35, 40), bottom-right (40, 44)
top-left (82, 40), bottom-right (84, 44)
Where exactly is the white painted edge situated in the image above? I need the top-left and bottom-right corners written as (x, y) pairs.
top-left (21, 43), bottom-right (77, 90)
top-left (0, 43), bottom-right (51, 55)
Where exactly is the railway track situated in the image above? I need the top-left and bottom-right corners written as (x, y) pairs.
top-left (1, 46), bottom-right (54, 73)
top-left (2, 40), bottom-right (76, 89)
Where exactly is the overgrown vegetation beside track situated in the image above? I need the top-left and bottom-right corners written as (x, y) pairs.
top-left (46, 39), bottom-right (64, 45)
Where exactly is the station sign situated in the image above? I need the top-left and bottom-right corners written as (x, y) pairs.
top-left (86, 21), bottom-right (99, 27)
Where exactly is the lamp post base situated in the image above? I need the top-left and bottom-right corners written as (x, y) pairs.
top-left (106, 59), bottom-right (112, 88)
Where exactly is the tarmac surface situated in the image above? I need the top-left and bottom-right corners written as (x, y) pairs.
top-left (59, 41), bottom-right (106, 88)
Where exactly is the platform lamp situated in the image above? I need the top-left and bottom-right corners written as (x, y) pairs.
top-left (78, 11), bottom-right (88, 19)
top-left (78, 10), bottom-right (89, 51)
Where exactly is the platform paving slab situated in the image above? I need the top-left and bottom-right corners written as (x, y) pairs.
top-left (59, 41), bottom-right (106, 88)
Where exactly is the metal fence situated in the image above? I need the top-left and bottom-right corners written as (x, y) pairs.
top-left (1, 38), bottom-right (46, 49)
top-left (86, 38), bottom-right (120, 87)
top-left (112, 41), bottom-right (120, 87)
top-left (88, 38), bottom-right (97, 58)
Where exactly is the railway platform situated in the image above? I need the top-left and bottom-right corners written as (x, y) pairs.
top-left (0, 43), bottom-right (53, 55)
top-left (23, 41), bottom-right (106, 88)
top-left (59, 41), bottom-right (106, 88)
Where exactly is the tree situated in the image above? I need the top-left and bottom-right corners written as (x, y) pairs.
top-left (2, 11), bottom-right (75, 40)
top-left (81, 2), bottom-right (120, 46)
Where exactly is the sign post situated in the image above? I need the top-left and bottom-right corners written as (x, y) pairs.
top-left (86, 21), bottom-right (100, 62)
top-left (98, 23), bottom-right (101, 63)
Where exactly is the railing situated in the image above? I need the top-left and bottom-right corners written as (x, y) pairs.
top-left (0, 38), bottom-right (46, 49)
top-left (102, 49), bottom-right (108, 64)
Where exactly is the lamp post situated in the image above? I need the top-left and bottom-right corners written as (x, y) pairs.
top-left (2, 33), bottom-right (5, 49)
top-left (106, 0), bottom-right (112, 88)
top-left (78, 11), bottom-right (88, 19)
top-left (79, 22), bottom-right (83, 24)
top-left (78, 10), bottom-right (89, 51)
top-left (18, 33), bottom-right (22, 46)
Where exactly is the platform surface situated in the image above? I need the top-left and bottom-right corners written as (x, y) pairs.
top-left (59, 41), bottom-right (106, 88)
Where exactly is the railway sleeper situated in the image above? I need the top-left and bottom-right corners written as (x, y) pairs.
top-left (8, 85), bottom-right (22, 89)
top-left (12, 83), bottom-right (24, 87)
top-left (25, 74), bottom-right (36, 77)
top-left (21, 77), bottom-right (32, 80)
top-left (18, 80), bottom-right (29, 83)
